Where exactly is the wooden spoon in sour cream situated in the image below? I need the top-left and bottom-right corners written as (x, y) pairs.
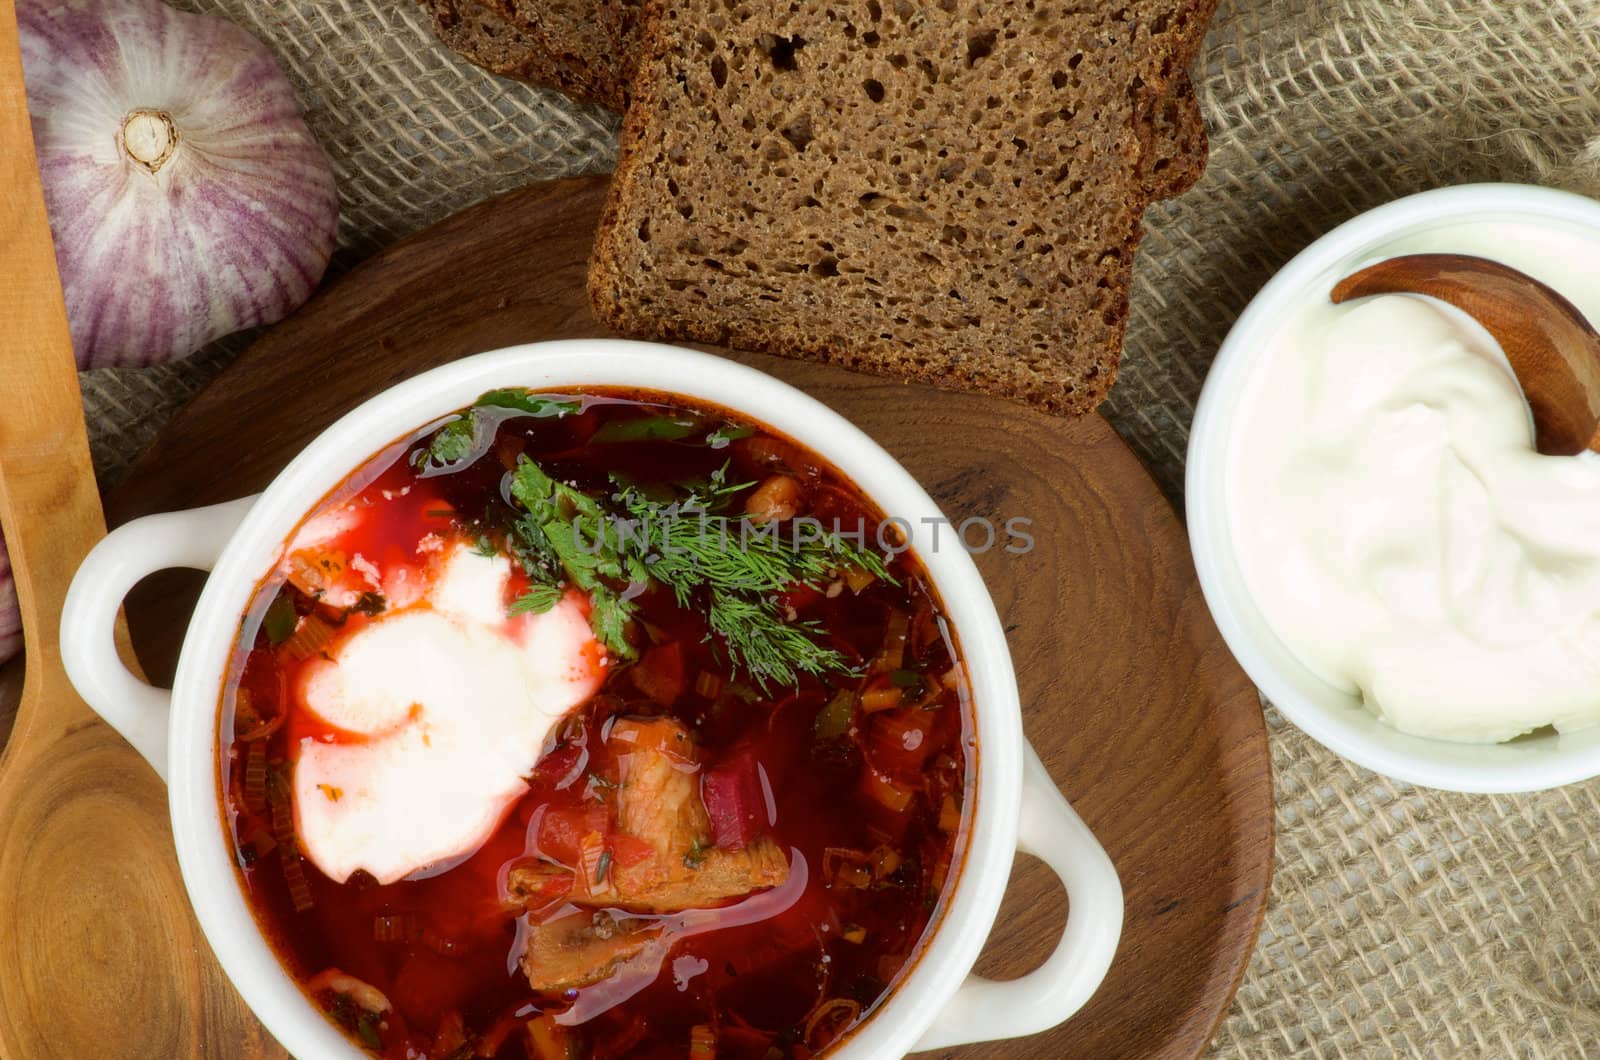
top-left (1332, 253), bottom-right (1600, 456)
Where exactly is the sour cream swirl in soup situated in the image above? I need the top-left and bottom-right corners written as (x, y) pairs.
top-left (1228, 221), bottom-right (1600, 744)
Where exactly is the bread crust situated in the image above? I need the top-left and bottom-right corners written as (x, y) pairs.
top-left (490, 0), bottom-right (629, 110)
top-left (416, 0), bottom-right (623, 109)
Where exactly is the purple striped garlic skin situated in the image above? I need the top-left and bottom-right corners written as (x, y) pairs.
top-left (17, 0), bottom-right (340, 369)
top-left (0, 537), bottom-right (19, 667)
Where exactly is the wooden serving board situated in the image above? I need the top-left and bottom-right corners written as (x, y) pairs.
top-left (95, 175), bottom-right (1272, 1059)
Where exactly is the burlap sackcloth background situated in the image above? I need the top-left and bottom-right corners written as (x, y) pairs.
top-left (73, 0), bottom-right (1600, 1054)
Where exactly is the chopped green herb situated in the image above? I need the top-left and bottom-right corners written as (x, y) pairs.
top-left (507, 458), bottom-right (647, 660)
top-left (472, 535), bottom-right (499, 558)
top-left (592, 413), bottom-right (704, 444)
top-left (594, 848), bottom-right (613, 885)
top-left (355, 1012), bottom-right (383, 1050)
top-left (889, 669), bottom-right (922, 688)
top-left (474, 390), bottom-right (582, 419)
top-left (814, 689), bottom-right (856, 741)
top-left (707, 595), bottom-right (849, 688)
top-left (675, 460), bottom-right (754, 511)
top-left (585, 771), bottom-right (618, 802)
top-left (351, 591), bottom-right (387, 616)
top-left (413, 413), bottom-right (479, 472)
top-left (684, 839), bottom-right (710, 869)
top-left (508, 583), bottom-right (563, 617)
top-left (263, 593), bottom-right (298, 645)
top-left (501, 454), bottom-right (893, 688)
top-left (706, 423), bottom-right (755, 448)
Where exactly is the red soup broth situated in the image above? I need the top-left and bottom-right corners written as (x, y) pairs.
top-left (218, 389), bottom-right (976, 1059)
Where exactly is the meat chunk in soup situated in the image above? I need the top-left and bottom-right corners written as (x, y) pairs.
top-left (520, 910), bottom-right (666, 994)
top-left (510, 719), bottom-right (791, 994)
top-left (592, 718), bottom-right (787, 913)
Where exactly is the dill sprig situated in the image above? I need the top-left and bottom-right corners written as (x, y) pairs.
top-left (500, 453), bottom-right (895, 688)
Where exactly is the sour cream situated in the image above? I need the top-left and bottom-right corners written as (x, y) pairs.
top-left (293, 545), bottom-right (603, 883)
top-left (1229, 225), bottom-right (1600, 744)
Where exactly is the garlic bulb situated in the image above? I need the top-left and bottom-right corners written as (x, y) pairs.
top-left (18, 0), bottom-right (340, 369)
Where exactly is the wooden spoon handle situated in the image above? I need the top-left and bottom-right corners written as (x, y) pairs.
top-left (1332, 253), bottom-right (1600, 456)
top-left (0, 0), bottom-right (104, 673)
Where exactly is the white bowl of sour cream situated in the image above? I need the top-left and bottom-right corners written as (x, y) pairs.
top-left (1189, 183), bottom-right (1600, 793)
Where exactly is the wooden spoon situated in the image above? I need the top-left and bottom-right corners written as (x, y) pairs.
top-left (1331, 253), bottom-right (1600, 456)
top-left (0, 4), bottom-right (269, 1055)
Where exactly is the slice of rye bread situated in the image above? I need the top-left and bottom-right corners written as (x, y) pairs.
top-left (416, 0), bottom-right (620, 108)
top-left (589, 0), bottom-right (1219, 415)
top-left (490, 0), bottom-right (629, 110)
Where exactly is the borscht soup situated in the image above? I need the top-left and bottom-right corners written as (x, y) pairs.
top-left (218, 388), bottom-right (975, 1058)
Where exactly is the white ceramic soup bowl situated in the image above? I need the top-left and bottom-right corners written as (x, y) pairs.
top-left (62, 340), bottom-right (1122, 1058)
top-left (1188, 182), bottom-right (1600, 794)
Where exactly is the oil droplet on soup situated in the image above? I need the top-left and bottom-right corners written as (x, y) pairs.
top-left (219, 389), bottom-right (975, 1059)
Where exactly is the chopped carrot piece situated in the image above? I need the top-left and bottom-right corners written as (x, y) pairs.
top-left (859, 685), bottom-right (903, 714)
top-left (693, 670), bottom-right (724, 700)
top-left (629, 642), bottom-right (686, 706)
top-left (861, 767), bottom-right (915, 814)
top-left (939, 793), bottom-right (962, 833)
top-left (609, 834), bottom-right (655, 869)
top-left (842, 563), bottom-right (877, 593)
top-left (287, 549), bottom-right (346, 596)
top-left (431, 1010), bottom-right (467, 1056)
top-left (873, 609), bottom-right (910, 672)
top-left (525, 1014), bottom-right (572, 1060)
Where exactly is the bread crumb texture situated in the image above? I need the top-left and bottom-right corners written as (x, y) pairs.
top-left (591, 0), bottom-right (1217, 415)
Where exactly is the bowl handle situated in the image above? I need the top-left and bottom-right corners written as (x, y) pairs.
top-left (60, 497), bottom-right (257, 782)
top-left (912, 740), bottom-right (1124, 1051)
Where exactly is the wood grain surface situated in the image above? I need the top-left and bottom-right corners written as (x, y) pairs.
top-left (89, 175), bottom-right (1272, 1058)
top-left (0, 3), bottom-right (270, 1057)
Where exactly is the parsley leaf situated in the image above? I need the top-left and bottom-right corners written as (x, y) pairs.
top-left (507, 458), bottom-right (643, 659)
top-left (508, 583), bottom-right (563, 616)
top-left (413, 413), bottom-right (480, 473)
top-left (474, 389), bottom-right (582, 418)
top-left (591, 414), bottom-right (703, 444)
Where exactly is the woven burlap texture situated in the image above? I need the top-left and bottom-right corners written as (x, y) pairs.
top-left (75, 0), bottom-right (1600, 1055)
